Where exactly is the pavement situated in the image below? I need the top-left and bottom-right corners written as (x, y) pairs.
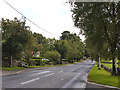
top-left (1, 60), bottom-right (99, 89)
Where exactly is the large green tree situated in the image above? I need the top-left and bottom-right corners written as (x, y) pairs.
top-left (54, 40), bottom-right (70, 64)
top-left (43, 50), bottom-right (61, 65)
top-left (71, 2), bottom-right (120, 75)
top-left (59, 31), bottom-right (84, 63)
top-left (2, 18), bottom-right (34, 67)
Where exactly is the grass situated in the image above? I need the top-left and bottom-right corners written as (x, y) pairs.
top-left (101, 63), bottom-right (112, 69)
top-left (102, 59), bottom-right (119, 63)
top-left (88, 64), bottom-right (119, 88)
top-left (1, 66), bottom-right (25, 71)
top-left (101, 63), bottom-right (119, 69)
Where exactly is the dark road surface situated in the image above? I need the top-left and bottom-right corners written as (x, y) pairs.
top-left (2, 60), bottom-right (96, 89)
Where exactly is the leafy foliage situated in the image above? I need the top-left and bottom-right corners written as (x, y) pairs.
top-left (43, 50), bottom-right (61, 64)
top-left (2, 18), bottom-right (34, 67)
top-left (71, 2), bottom-right (120, 75)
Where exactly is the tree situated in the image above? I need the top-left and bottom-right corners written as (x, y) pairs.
top-left (2, 18), bottom-right (33, 67)
top-left (43, 50), bottom-right (61, 65)
top-left (54, 40), bottom-right (70, 64)
top-left (33, 32), bottom-right (45, 44)
top-left (71, 2), bottom-right (120, 75)
top-left (66, 39), bottom-right (84, 63)
top-left (23, 34), bottom-right (38, 66)
top-left (60, 31), bottom-right (70, 40)
top-left (58, 31), bottom-right (84, 63)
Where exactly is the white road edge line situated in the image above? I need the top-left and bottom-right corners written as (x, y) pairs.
top-left (44, 73), bottom-right (54, 77)
top-left (21, 77), bottom-right (40, 85)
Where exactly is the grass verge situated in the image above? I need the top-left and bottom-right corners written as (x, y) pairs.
top-left (101, 63), bottom-right (112, 69)
top-left (101, 59), bottom-right (119, 63)
top-left (88, 64), bottom-right (119, 88)
top-left (1, 66), bottom-right (25, 71)
top-left (101, 63), bottom-right (119, 69)
top-left (1, 63), bottom-right (74, 70)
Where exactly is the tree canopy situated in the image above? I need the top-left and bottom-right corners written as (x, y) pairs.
top-left (71, 2), bottom-right (120, 75)
top-left (2, 18), bottom-right (34, 67)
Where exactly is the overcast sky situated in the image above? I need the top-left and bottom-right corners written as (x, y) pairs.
top-left (0, 0), bottom-right (85, 40)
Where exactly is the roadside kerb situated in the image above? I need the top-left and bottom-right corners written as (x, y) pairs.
top-left (87, 81), bottom-right (120, 89)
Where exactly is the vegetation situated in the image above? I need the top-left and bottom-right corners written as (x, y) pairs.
top-left (101, 63), bottom-right (119, 69)
top-left (1, 63), bottom-right (74, 71)
top-left (71, 2), bottom-right (120, 75)
top-left (43, 50), bottom-right (61, 65)
top-left (2, 18), bottom-right (85, 68)
top-left (88, 64), bottom-right (119, 88)
top-left (2, 66), bottom-right (25, 71)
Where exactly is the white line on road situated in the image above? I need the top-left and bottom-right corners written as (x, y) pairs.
top-left (37, 71), bottom-right (51, 75)
top-left (21, 77), bottom-right (40, 85)
top-left (61, 73), bottom-right (81, 88)
top-left (20, 71), bottom-right (52, 85)
top-left (60, 78), bottom-right (64, 81)
top-left (59, 70), bottom-right (63, 73)
top-left (44, 73), bottom-right (54, 77)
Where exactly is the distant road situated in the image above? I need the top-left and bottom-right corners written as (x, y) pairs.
top-left (2, 60), bottom-right (95, 89)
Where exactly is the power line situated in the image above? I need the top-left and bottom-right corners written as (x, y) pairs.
top-left (3, 0), bottom-right (59, 37)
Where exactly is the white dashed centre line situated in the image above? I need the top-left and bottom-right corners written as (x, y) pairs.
top-left (21, 77), bottom-right (40, 85)
top-left (59, 70), bottom-right (63, 73)
top-left (44, 73), bottom-right (54, 77)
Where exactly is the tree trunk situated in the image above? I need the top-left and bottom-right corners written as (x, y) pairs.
top-left (59, 57), bottom-right (61, 64)
top-left (112, 57), bottom-right (117, 75)
top-left (98, 56), bottom-right (101, 70)
top-left (97, 59), bottom-right (99, 67)
top-left (60, 57), bottom-right (62, 64)
top-left (10, 55), bottom-right (12, 67)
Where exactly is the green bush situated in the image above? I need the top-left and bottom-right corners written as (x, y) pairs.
top-left (49, 62), bottom-right (53, 65)
top-left (32, 56), bottom-right (44, 59)
top-left (29, 59), bottom-right (42, 66)
top-left (41, 62), bottom-right (45, 66)
top-left (43, 50), bottom-right (61, 64)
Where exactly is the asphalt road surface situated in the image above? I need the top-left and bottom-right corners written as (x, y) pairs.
top-left (2, 60), bottom-right (96, 89)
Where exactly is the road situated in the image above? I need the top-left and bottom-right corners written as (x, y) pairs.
top-left (2, 60), bottom-right (95, 89)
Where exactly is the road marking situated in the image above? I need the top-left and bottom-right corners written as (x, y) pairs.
top-left (21, 71), bottom-right (51, 85)
top-left (21, 77), bottom-right (40, 85)
top-left (35, 77), bottom-right (40, 80)
top-left (59, 70), bottom-right (63, 73)
top-left (61, 73), bottom-right (81, 88)
top-left (16, 71), bottom-right (21, 73)
top-left (37, 71), bottom-right (51, 75)
top-left (44, 73), bottom-right (54, 77)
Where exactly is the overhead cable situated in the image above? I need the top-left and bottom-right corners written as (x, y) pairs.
top-left (3, 0), bottom-right (59, 37)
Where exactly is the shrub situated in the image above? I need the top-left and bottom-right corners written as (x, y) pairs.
top-left (49, 62), bottom-right (53, 65)
top-left (43, 50), bottom-right (61, 64)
